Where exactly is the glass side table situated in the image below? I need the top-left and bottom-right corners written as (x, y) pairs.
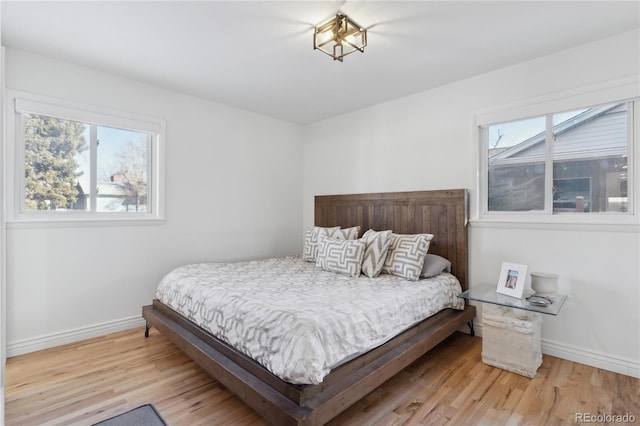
top-left (458, 283), bottom-right (567, 378)
top-left (459, 283), bottom-right (567, 316)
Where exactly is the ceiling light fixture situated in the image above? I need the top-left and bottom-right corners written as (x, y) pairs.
top-left (313, 14), bottom-right (367, 62)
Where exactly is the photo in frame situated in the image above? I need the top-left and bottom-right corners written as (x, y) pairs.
top-left (496, 262), bottom-right (528, 298)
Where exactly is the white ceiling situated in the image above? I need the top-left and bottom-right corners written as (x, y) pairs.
top-left (2, 1), bottom-right (639, 124)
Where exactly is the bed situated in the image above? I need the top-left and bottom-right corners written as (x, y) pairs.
top-left (142, 189), bottom-right (476, 425)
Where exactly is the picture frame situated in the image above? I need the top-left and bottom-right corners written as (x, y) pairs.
top-left (496, 262), bottom-right (528, 298)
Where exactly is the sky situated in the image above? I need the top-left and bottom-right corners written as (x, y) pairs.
top-left (76, 125), bottom-right (146, 192)
top-left (488, 108), bottom-right (589, 150)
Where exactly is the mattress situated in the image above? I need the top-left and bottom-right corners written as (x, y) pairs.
top-left (155, 255), bottom-right (464, 385)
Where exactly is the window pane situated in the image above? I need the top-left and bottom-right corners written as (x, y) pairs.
top-left (487, 117), bottom-right (546, 211)
top-left (23, 114), bottom-right (88, 211)
top-left (552, 103), bottom-right (628, 213)
top-left (96, 126), bottom-right (149, 212)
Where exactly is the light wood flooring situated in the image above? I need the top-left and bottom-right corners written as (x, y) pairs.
top-left (6, 327), bottom-right (639, 425)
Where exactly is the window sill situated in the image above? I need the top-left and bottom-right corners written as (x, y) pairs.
top-left (469, 217), bottom-right (639, 233)
top-left (6, 216), bottom-right (166, 229)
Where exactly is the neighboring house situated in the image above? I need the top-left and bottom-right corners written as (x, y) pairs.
top-left (488, 103), bottom-right (628, 212)
top-left (75, 174), bottom-right (147, 212)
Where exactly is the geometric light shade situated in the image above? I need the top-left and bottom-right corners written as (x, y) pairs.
top-left (313, 14), bottom-right (367, 62)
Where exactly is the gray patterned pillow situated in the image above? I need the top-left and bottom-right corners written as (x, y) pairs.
top-left (316, 235), bottom-right (366, 277)
top-left (302, 226), bottom-right (360, 262)
top-left (302, 226), bottom-right (341, 262)
top-left (336, 226), bottom-right (361, 240)
top-left (361, 229), bottom-right (393, 278)
top-left (382, 233), bottom-right (434, 281)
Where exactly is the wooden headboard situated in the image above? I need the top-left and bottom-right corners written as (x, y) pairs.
top-left (314, 189), bottom-right (469, 290)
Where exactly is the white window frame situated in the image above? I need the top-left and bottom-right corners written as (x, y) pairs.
top-left (472, 77), bottom-right (640, 229)
top-left (5, 90), bottom-right (166, 226)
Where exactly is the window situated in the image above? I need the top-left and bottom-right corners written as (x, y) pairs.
top-left (9, 94), bottom-right (165, 223)
top-left (480, 100), bottom-right (635, 218)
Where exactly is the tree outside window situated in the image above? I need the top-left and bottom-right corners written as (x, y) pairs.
top-left (22, 113), bottom-right (152, 214)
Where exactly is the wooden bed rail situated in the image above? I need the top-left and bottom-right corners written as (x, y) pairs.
top-left (143, 301), bottom-right (476, 425)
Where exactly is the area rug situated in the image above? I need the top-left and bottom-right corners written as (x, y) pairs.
top-left (92, 404), bottom-right (167, 426)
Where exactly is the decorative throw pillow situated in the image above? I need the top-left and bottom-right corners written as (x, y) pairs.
top-left (420, 254), bottom-right (452, 278)
top-left (336, 226), bottom-right (361, 240)
top-left (360, 229), bottom-right (393, 278)
top-left (315, 235), bottom-right (366, 277)
top-left (382, 233), bottom-right (434, 281)
top-left (302, 226), bottom-right (340, 262)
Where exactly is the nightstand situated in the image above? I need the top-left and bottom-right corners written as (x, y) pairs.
top-left (458, 284), bottom-right (567, 378)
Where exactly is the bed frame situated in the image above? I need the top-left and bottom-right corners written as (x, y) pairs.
top-left (142, 189), bottom-right (476, 425)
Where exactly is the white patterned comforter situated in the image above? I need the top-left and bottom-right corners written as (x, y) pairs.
top-left (155, 255), bottom-right (464, 385)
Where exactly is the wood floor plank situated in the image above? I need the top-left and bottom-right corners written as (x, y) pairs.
top-left (5, 327), bottom-right (638, 425)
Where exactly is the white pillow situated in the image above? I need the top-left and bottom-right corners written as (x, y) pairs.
top-left (302, 226), bottom-right (340, 262)
top-left (382, 233), bottom-right (434, 281)
top-left (316, 235), bottom-right (366, 277)
top-left (360, 229), bottom-right (393, 278)
top-left (336, 226), bottom-right (361, 240)
top-left (302, 226), bottom-right (360, 262)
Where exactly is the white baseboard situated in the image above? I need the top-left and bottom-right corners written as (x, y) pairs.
top-left (542, 338), bottom-right (640, 379)
top-left (466, 322), bottom-right (639, 378)
top-left (6, 315), bottom-right (146, 358)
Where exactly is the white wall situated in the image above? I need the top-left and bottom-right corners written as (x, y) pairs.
top-left (4, 48), bottom-right (303, 354)
top-left (0, 21), bottom-right (6, 426)
top-left (303, 30), bottom-right (640, 377)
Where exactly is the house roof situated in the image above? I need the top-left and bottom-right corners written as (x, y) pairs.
top-left (76, 182), bottom-right (132, 198)
top-left (96, 183), bottom-right (130, 197)
top-left (489, 103), bottom-right (627, 166)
